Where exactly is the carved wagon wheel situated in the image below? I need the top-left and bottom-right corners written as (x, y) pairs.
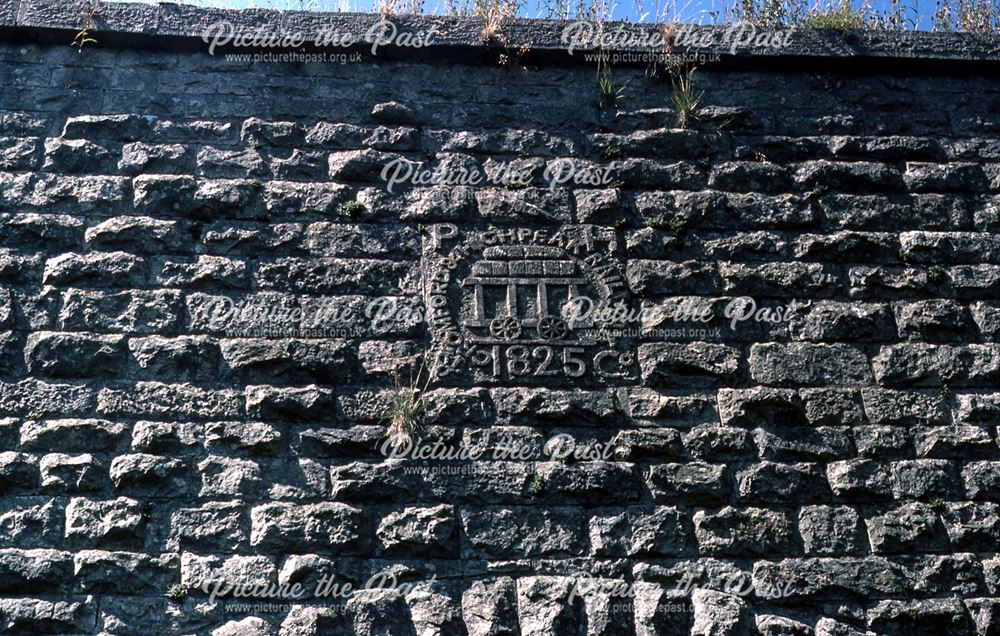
top-left (489, 316), bottom-right (522, 339)
top-left (536, 316), bottom-right (569, 341)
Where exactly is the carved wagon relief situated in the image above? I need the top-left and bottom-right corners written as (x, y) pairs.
top-left (421, 223), bottom-right (638, 385)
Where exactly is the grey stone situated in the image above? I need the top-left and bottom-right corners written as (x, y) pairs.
top-left (639, 343), bottom-right (741, 388)
top-left (694, 507), bottom-right (797, 557)
top-left (462, 578), bottom-right (519, 636)
top-left (868, 598), bottom-right (970, 635)
top-left (462, 508), bottom-right (584, 559)
top-left (65, 498), bottom-right (145, 548)
top-left (377, 505), bottom-right (457, 557)
top-left (40, 453), bottom-right (106, 492)
top-left (73, 550), bottom-right (177, 594)
top-left (109, 453), bottom-right (188, 496)
top-left (25, 332), bottom-right (127, 379)
top-left (737, 461), bottom-right (830, 504)
top-left (646, 462), bottom-right (730, 505)
top-left (749, 344), bottom-right (873, 386)
top-left (867, 502), bottom-right (948, 554)
top-left (691, 589), bottom-right (751, 636)
top-left (346, 589), bottom-right (417, 636)
top-left (250, 502), bottom-right (367, 554)
top-left (799, 505), bottom-right (864, 556)
top-left (827, 459), bottom-right (893, 501)
top-left (589, 506), bottom-right (692, 557)
top-left (890, 459), bottom-right (959, 499)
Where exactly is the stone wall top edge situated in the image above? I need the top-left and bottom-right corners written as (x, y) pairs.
top-left (2, 0), bottom-right (1000, 69)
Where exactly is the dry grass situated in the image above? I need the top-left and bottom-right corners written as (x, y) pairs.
top-left (383, 352), bottom-right (435, 444)
top-left (934, 0), bottom-right (1000, 31)
top-left (669, 65), bottom-right (701, 128)
top-left (164, 0), bottom-right (1000, 32)
top-left (72, 0), bottom-right (101, 53)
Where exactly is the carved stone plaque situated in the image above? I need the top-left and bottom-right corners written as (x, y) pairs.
top-left (421, 224), bottom-right (638, 385)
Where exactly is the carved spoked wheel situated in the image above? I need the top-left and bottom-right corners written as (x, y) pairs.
top-left (489, 316), bottom-right (522, 340)
top-left (536, 316), bottom-right (569, 341)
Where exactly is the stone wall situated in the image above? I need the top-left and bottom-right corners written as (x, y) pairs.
top-left (2, 2), bottom-right (1000, 634)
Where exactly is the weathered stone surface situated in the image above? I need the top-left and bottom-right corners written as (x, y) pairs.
top-left (941, 502), bottom-right (1000, 552)
top-left (862, 388), bottom-right (947, 426)
top-left (756, 614), bottom-right (813, 636)
top-left (963, 461), bottom-right (1000, 500)
top-left (590, 506), bottom-right (692, 557)
top-left (827, 459), bottom-right (894, 501)
top-left (168, 502), bottom-right (244, 552)
top-left (718, 387), bottom-right (806, 427)
top-left (86, 216), bottom-right (188, 252)
top-left (131, 421), bottom-right (201, 453)
top-left (25, 332), bottom-right (127, 378)
top-left (462, 578), bottom-right (520, 636)
top-left (516, 577), bottom-right (578, 636)
top-left (181, 553), bottom-right (276, 592)
top-left (0, 452), bottom-right (39, 492)
top-left (737, 461), bottom-right (830, 504)
top-left (872, 344), bottom-right (1000, 387)
top-left (40, 453), bottom-right (106, 492)
top-left (684, 425), bottom-right (753, 462)
top-left (0, 549), bottom-right (73, 593)
top-left (43, 252), bottom-right (146, 287)
top-left (867, 598), bottom-right (970, 634)
top-left (20, 418), bottom-right (127, 452)
top-left (749, 344), bottom-right (873, 386)
top-left (915, 426), bottom-right (996, 458)
top-left (59, 289), bottom-right (183, 333)
top-left (752, 557), bottom-right (909, 601)
top-left (788, 301), bottom-right (895, 341)
top-left (0, 498), bottom-right (60, 548)
top-left (65, 497), bottom-right (145, 548)
top-left (220, 338), bottom-right (356, 383)
top-left (491, 388), bottom-right (615, 426)
top-left (1, 17), bottom-right (999, 635)
top-left (646, 462), bottom-right (730, 505)
top-left (462, 508), bottom-right (584, 559)
top-left (893, 299), bottom-right (970, 341)
top-left (42, 138), bottom-right (113, 173)
top-left (639, 343), bottom-right (741, 388)
top-left (867, 503), bottom-right (949, 554)
top-left (377, 505), bottom-right (457, 557)
top-left (246, 384), bottom-right (335, 422)
top-left (853, 426), bottom-right (912, 459)
top-left (694, 507), bottom-right (798, 557)
top-left (250, 502), bottom-right (367, 554)
top-left (965, 598), bottom-right (1000, 636)
top-left (0, 597), bottom-right (97, 634)
top-left (212, 617), bottom-right (273, 636)
top-left (691, 589), bottom-right (751, 636)
top-left (118, 142), bottom-right (188, 174)
top-left (799, 506), bottom-right (864, 556)
top-left (99, 382), bottom-right (242, 420)
top-left (535, 461), bottom-right (642, 503)
top-left (753, 427), bottom-right (852, 462)
top-left (890, 459), bottom-right (959, 499)
top-left (197, 456), bottom-right (263, 497)
top-left (73, 550), bottom-right (177, 594)
top-left (109, 454), bottom-right (188, 496)
top-left (346, 589), bottom-right (417, 636)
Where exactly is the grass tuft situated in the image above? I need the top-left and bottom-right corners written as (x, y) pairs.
top-left (528, 473), bottom-right (546, 496)
top-left (164, 584), bottom-right (188, 603)
top-left (669, 67), bottom-right (702, 129)
top-left (806, 2), bottom-right (868, 28)
top-left (598, 71), bottom-right (628, 110)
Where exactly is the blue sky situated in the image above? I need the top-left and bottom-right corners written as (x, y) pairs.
top-left (108, 0), bottom-right (937, 30)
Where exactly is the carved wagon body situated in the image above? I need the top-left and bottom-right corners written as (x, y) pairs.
top-left (460, 245), bottom-right (594, 342)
